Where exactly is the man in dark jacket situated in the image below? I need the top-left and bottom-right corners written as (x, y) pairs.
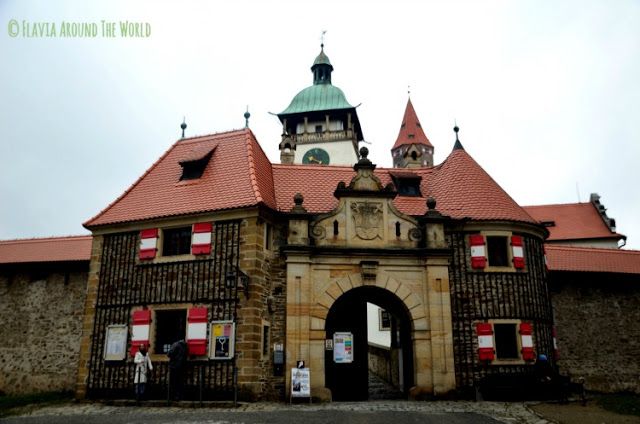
top-left (167, 339), bottom-right (187, 400)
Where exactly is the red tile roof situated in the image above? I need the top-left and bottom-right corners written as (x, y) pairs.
top-left (523, 203), bottom-right (623, 241)
top-left (274, 147), bottom-right (536, 223)
top-left (391, 99), bottom-right (433, 150)
top-left (0, 235), bottom-right (92, 264)
top-left (546, 245), bottom-right (640, 275)
top-left (86, 129), bottom-right (537, 228)
top-left (85, 129), bottom-right (276, 228)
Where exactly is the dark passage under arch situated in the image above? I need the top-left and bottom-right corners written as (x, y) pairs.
top-left (325, 285), bottom-right (414, 401)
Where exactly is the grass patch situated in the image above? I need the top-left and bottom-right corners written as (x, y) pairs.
top-left (597, 393), bottom-right (640, 417)
top-left (0, 391), bottom-right (73, 416)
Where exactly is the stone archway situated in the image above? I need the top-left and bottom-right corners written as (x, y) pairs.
top-left (324, 284), bottom-right (415, 401)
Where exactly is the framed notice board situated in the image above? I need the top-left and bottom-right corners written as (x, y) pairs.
top-left (333, 332), bottom-right (353, 363)
top-left (104, 324), bottom-right (127, 361)
top-left (209, 321), bottom-right (235, 360)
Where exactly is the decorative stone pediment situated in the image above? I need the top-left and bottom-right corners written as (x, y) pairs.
top-left (310, 147), bottom-right (422, 248)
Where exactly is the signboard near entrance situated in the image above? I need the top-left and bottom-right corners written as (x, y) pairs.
top-left (209, 321), bottom-right (235, 360)
top-left (291, 367), bottom-right (311, 398)
top-left (333, 332), bottom-right (353, 363)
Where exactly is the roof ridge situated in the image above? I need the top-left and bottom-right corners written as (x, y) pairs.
top-left (84, 138), bottom-right (182, 228)
top-left (179, 128), bottom-right (247, 144)
top-left (0, 235), bottom-right (92, 244)
top-left (244, 129), bottom-right (264, 204)
top-left (546, 245), bottom-right (640, 254)
top-left (523, 202), bottom-right (590, 209)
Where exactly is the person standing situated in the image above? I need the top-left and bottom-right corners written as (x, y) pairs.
top-left (134, 344), bottom-right (153, 402)
top-left (167, 339), bottom-right (187, 401)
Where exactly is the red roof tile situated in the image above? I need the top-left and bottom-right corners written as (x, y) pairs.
top-left (546, 245), bottom-right (640, 274)
top-left (86, 129), bottom-right (536, 228)
top-left (0, 235), bottom-right (92, 264)
top-left (523, 203), bottom-right (623, 241)
top-left (85, 129), bottom-right (276, 228)
top-left (425, 147), bottom-right (537, 222)
top-left (391, 99), bottom-right (433, 150)
top-left (273, 147), bottom-right (537, 223)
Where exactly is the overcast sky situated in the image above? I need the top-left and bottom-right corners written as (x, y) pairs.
top-left (1, 0), bottom-right (639, 248)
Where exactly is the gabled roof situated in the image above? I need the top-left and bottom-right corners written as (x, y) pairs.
top-left (391, 99), bottom-right (433, 150)
top-left (523, 202), bottom-right (624, 241)
top-left (0, 235), bottom-right (92, 264)
top-left (546, 245), bottom-right (640, 275)
top-left (86, 129), bottom-right (537, 228)
top-left (85, 129), bottom-right (276, 228)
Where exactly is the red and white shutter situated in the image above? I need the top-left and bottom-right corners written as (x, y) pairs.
top-left (139, 229), bottom-right (159, 260)
top-left (186, 307), bottom-right (208, 356)
top-left (476, 322), bottom-right (495, 361)
top-left (520, 322), bottom-right (535, 361)
top-left (191, 222), bottom-right (212, 255)
top-left (130, 309), bottom-right (151, 356)
top-left (552, 326), bottom-right (559, 360)
top-left (470, 235), bottom-right (487, 269)
top-left (511, 235), bottom-right (525, 269)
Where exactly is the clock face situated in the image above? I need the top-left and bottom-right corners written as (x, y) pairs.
top-left (302, 148), bottom-right (330, 165)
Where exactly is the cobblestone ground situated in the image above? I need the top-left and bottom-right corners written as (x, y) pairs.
top-left (6, 400), bottom-right (552, 424)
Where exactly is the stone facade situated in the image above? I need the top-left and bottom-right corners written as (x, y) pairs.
top-left (74, 211), bottom-right (287, 401)
top-left (551, 272), bottom-right (640, 394)
top-left (0, 263), bottom-right (88, 395)
top-left (447, 224), bottom-right (554, 394)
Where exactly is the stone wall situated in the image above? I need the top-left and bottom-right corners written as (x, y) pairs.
top-left (447, 227), bottom-right (554, 392)
top-left (551, 272), bottom-right (640, 394)
top-left (0, 263), bottom-right (88, 395)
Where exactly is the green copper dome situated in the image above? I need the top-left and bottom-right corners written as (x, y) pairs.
top-left (279, 83), bottom-right (354, 115)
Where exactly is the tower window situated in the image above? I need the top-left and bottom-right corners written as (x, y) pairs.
top-left (487, 236), bottom-right (509, 267)
top-left (162, 227), bottom-right (192, 256)
top-left (315, 125), bottom-right (323, 133)
top-left (494, 323), bottom-right (519, 359)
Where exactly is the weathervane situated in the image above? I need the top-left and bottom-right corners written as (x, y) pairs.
top-left (320, 30), bottom-right (327, 48)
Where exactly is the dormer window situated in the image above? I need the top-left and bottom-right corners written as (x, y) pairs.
top-left (179, 147), bottom-right (215, 181)
top-left (390, 172), bottom-right (422, 197)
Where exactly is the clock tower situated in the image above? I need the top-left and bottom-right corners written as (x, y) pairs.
top-left (277, 45), bottom-right (364, 165)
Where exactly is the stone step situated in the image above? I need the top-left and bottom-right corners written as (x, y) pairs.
top-left (368, 372), bottom-right (404, 400)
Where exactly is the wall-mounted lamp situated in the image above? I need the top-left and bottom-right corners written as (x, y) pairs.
top-left (226, 268), bottom-right (250, 299)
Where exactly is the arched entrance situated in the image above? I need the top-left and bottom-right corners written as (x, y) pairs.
top-left (325, 286), bottom-right (414, 401)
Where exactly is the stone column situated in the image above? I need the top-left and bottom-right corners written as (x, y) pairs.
top-left (75, 235), bottom-right (103, 399)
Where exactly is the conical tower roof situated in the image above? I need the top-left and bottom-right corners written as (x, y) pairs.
top-left (392, 99), bottom-right (433, 150)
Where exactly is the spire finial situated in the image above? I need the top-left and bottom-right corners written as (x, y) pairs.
top-left (408, 85), bottom-right (411, 96)
top-left (453, 121), bottom-right (464, 150)
top-left (320, 30), bottom-right (327, 49)
top-left (244, 106), bottom-right (250, 128)
top-left (180, 117), bottom-right (187, 139)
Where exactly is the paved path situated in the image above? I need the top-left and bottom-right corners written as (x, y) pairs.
top-left (2, 400), bottom-right (551, 424)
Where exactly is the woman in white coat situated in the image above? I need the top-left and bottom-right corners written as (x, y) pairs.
top-left (134, 344), bottom-right (153, 401)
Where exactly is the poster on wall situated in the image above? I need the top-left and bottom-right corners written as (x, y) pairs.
top-left (209, 321), bottom-right (235, 360)
top-left (291, 367), bottom-right (311, 398)
top-left (333, 332), bottom-right (353, 363)
top-left (104, 324), bottom-right (127, 361)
